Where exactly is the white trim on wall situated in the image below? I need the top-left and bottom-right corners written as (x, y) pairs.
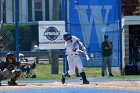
top-left (42, 0), bottom-right (45, 21)
top-left (49, 0), bottom-right (53, 20)
top-left (122, 16), bottom-right (140, 26)
top-left (6, 0), bottom-right (13, 23)
top-left (32, 0), bottom-right (35, 21)
top-left (20, 0), bottom-right (28, 22)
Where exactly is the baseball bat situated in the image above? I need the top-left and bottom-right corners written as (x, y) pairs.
top-left (75, 49), bottom-right (90, 62)
top-left (83, 51), bottom-right (90, 62)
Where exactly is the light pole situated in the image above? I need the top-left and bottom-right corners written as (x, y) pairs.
top-left (15, 0), bottom-right (19, 61)
top-left (118, 0), bottom-right (123, 76)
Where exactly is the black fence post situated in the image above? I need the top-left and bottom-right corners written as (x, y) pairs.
top-left (51, 50), bottom-right (59, 74)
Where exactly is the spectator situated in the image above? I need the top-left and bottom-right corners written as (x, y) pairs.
top-left (101, 35), bottom-right (114, 77)
top-left (19, 53), bottom-right (31, 78)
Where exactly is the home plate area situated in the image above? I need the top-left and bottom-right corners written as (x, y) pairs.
top-left (0, 78), bottom-right (140, 93)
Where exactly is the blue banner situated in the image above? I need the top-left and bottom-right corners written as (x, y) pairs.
top-left (69, 0), bottom-right (121, 66)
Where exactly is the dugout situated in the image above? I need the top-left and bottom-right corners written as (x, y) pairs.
top-left (122, 16), bottom-right (140, 75)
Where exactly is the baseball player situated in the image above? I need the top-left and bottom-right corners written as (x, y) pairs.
top-left (19, 53), bottom-right (36, 78)
top-left (61, 33), bottom-right (89, 84)
top-left (0, 52), bottom-right (35, 86)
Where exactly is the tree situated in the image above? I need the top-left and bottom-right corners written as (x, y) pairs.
top-left (0, 24), bottom-right (38, 51)
top-left (122, 0), bottom-right (139, 16)
top-left (0, 24), bottom-right (15, 51)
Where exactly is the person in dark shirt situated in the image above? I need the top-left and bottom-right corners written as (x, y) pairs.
top-left (101, 35), bottom-right (114, 77)
top-left (0, 52), bottom-right (34, 86)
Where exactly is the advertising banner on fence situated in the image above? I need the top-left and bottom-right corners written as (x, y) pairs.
top-left (38, 21), bottom-right (65, 49)
top-left (69, 0), bottom-right (121, 66)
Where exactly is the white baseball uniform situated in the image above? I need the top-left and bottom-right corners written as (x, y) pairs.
top-left (65, 36), bottom-right (84, 75)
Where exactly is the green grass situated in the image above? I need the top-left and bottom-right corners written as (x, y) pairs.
top-left (22, 64), bottom-right (64, 80)
top-left (20, 64), bottom-right (140, 81)
top-left (21, 64), bottom-right (100, 81)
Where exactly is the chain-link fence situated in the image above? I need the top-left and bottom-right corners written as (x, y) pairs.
top-left (0, 0), bottom-right (67, 80)
top-left (0, 0), bottom-right (122, 81)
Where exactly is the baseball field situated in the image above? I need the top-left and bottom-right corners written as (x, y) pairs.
top-left (0, 64), bottom-right (140, 93)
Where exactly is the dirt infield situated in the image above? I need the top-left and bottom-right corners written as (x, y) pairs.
top-left (0, 80), bottom-right (140, 91)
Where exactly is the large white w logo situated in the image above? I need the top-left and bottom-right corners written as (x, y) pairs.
top-left (75, 5), bottom-right (113, 48)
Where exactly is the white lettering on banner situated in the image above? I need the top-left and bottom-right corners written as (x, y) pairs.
top-left (44, 32), bottom-right (60, 36)
top-left (75, 5), bottom-right (118, 48)
top-left (90, 52), bottom-right (118, 60)
top-left (90, 52), bottom-right (102, 59)
top-left (39, 21), bottom-right (65, 49)
top-left (39, 41), bottom-right (65, 44)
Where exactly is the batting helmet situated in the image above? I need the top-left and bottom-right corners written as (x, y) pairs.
top-left (63, 33), bottom-right (72, 41)
top-left (19, 53), bottom-right (24, 57)
top-left (6, 52), bottom-right (15, 58)
top-left (6, 52), bottom-right (16, 62)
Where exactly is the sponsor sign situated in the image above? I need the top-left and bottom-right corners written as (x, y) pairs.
top-left (39, 21), bottom-right (65, 49)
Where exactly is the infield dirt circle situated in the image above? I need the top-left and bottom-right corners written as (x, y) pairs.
top-left (0, 79), bottom-right (140, 91)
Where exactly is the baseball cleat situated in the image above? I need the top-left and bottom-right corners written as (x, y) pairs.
top-left (83, 80), bottom-right (89, 84)
top-left (109, 74), bottom-right (114, 77)
top-left (8, 81), bottom-right (18, 86)
top-left (76, 75), bottom-right (81, 77)
top-left (61, 75), bottom-right (65, 84)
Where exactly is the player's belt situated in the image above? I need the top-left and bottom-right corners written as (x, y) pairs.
top-left (70, 54), bottom-right (78, 55)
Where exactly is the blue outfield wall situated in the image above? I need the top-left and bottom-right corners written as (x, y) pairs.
top-left (68, 0), bottom-right (121, 67)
